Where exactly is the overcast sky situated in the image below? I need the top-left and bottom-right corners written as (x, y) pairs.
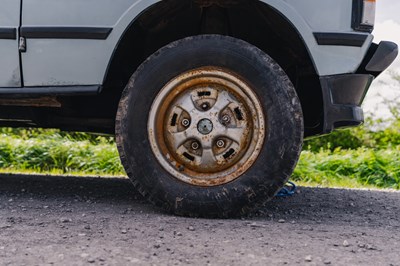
top-left (376, 0), bottom-right (400, 23)
top-left (362, 0), bottom-right (400, 118)
top-left (374, 0), bottom-right (400, 68)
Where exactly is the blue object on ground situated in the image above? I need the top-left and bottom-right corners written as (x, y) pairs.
top-left (276, 181), bottom-right (297, 197)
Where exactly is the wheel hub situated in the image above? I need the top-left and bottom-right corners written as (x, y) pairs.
top-left (148, 67), bottom-right (265, 186)
top-left (197, 119), bottom-right (213, 135)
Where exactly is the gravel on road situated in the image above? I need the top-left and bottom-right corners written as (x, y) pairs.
top-left (1, 174), bottom-right (399, 266)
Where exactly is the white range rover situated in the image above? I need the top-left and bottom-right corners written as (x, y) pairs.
top-left (0, 0), bottom-right (397, 217)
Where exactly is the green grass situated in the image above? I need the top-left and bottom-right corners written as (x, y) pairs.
top-left (0, 128), bottom-right (124, 175)
top-left (293, 148), bottom-right (400, 189)
top-left (0, 120), bottom-right (399, 190)
top-left (298, 118), bottom-right (400, 189)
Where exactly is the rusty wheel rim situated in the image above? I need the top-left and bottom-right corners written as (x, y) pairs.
top-left (148, 67), bottom-right (265, 186)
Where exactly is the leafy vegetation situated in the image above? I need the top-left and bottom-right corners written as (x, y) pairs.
top-left (0, 120), bottom-right (399, 189)
top-left (294, 147), bottom-right (400, 189)
top-left (0, 128), bottom-right (123, 175)
top-left (304, 118), bottom-right (400, 151)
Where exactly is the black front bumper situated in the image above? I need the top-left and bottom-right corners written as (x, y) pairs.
top-left (320, 41), bottom-right (398, 133)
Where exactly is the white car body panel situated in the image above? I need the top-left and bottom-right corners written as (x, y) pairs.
top-left (21, 0), bottom-right (148, 86)
top-left (2, 0), bottom-right (372, 87)
top-left (280, 0), bottom-right (373, 75)
top-left (0, 0), bottom-right (21, 87)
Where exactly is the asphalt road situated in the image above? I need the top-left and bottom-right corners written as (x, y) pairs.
top-left (1, 174), bottom-right (399, 266)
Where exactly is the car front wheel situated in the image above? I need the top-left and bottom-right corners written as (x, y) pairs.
top-left (116, 35), bottom-right (303, 217)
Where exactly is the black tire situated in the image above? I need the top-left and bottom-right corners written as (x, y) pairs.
top-left (116, 35), bottom-right (303, 217)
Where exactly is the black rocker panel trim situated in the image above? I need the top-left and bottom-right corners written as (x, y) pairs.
top-left (0, 85), bottom-right (101, 97)
top-left (20, 27), bottom-right (112, 40)
top-left (314, 32), bottom-right (368, 47)
top-left (0, 28), bottom-right (17, 40)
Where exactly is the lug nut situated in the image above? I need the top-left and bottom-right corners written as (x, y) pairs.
top-left (222, 115), bottom-right (230, 123)
top-left (191, 141), bottom-right (200, 150)
top-left (182, 119), bottom-right (190, 127)
top-left (216, 139), bottom-right (225, 148)
top-left (201, 102), bottom-right (210, 110)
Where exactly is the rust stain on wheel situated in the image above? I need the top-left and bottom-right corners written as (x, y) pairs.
top-left (148, 67), bottom-right (265, 187)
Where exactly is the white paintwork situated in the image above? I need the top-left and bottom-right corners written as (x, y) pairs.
top-left (21, 0), bottom-right (147, 86)
top-left (14, 0), bottom-right (374, 86)
top-left (264, 0), bottom-right (372, 75)
top-left (284, 0), bottom-right (354, 31)
top-left (22, 39), bottom-right (113, 86)
top-left (0, 0), bottom-right (21, 87)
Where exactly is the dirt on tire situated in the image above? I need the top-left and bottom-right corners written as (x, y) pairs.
top-left (1, 174), bottom-right (399, 265)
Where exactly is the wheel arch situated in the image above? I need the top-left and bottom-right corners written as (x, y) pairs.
top-left (103, 0), bottom-right (324, 136)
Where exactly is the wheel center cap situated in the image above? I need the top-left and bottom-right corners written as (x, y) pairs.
top-left (197, 118), bottom-right (213, 135)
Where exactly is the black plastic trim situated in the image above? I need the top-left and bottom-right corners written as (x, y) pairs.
top-left (352, 0), bottom-right (374, 33)
top-left (314, 32), bottom-right (368, 47)
top-left (20, 27), bottom-right (112, 40)
top-left (357, 41), bottom-right (399, 78)
top-left (0, 85), bottom-right (101, 97)
top-left (366, 41), bottom-right (398, 72)
top-left (320, 74), bottom-right (374, 133)
top-left (0, 28), bottom-right (17, 40)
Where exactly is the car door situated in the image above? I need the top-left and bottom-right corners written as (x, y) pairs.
top-left (0, 0), bottom-right (22, 87)
top-left (20, 0), bottom-right (134, 87)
